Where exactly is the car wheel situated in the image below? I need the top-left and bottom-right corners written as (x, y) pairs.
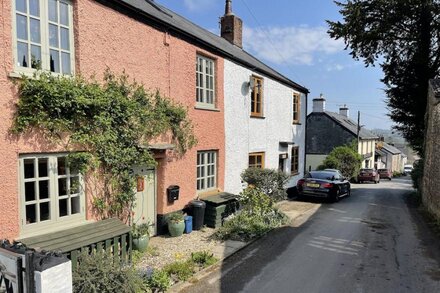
top-left (374, 179), bottom-right (377, 184)
top-left (347, 185), bottom-right (351, 197)
top-left (389, 178), bottom-right (392, 181)
top-left (332, 188), bottom-right (340, 203)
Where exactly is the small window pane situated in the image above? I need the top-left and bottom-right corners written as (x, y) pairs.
top-left (40, 202), bottom-right (50, 221)
top-left (25, 182), bottom-right (36, 202)
top-left (39, 180), bottom-right (49, 199)
top-left (58, 157), bottom-right (66, 175)
top-left (25, 204), bottom-right (36, 224)
top-left (71, 196), bottom-right (80, 214)
top-left (29, 0), bottom-right (40, 17)
top-left (59, 198), bottom-right (68, 217)
top-left (31, 45), bottom-right (41, 69)
top-left (60, 28), bottom-right (69, 50)
top-left (16, 0), bottom-right (27, 13)
top-left (49, 0), bottom-right (58, 22)
top-left (16, 14), bottom-right (28, 40)
top-left (38, 158), bottom-right (48, 177)
top-left (24, 159), bottom-right (35, 178)
top-left (49, 24), bottom-right (58, 47)
top-left (60, 2), bottom-right (69, 25)
top-left (58, 178), bottom-right (67, 196)
top-left (50, 50), bottom-right (60, 72)
top-left (70, 176), bottom-right (80, 194)
top-left (30, 18), bottom-right (40, 43)
top-left (61, 52), bottom-right (71, 74)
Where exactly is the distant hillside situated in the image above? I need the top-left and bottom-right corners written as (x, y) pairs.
top-left (371, 129), bottom-right (406, 144)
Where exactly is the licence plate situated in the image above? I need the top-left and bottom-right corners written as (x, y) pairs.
top-left (306, 183), bottom-right (320, 188)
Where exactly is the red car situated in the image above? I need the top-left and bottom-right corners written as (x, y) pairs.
top-left (378, 169), bottom-right (392, 180)
top-left (357, 168), bottom-right (380, 184)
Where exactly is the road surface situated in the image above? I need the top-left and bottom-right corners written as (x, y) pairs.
top-left (182, 177), bottom-right (440, 293)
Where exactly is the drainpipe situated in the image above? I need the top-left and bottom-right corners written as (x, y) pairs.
top-left (303, 92), bottom-right (308, 175)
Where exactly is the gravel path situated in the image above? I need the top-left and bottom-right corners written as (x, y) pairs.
top-left (137, 227), bottom-right (222, 270)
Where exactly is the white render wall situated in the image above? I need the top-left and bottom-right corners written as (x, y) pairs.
top-left (224, 59), bottom-right (307, 194)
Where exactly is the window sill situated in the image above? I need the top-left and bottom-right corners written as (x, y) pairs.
top-left (250, 115), bottom-right (265, 119)
top-left (290, 172), bottom-right (300, 176)
top-left (194, 105), bottom-right (220, 112)
top-left (197, 188), bottom-right (221, 198)
top-left (9, 70), bottom-right (73, 79)
top-left (292, 122), bottom-right (302, 125)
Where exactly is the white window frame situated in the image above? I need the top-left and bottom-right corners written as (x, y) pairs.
top-left (196, 151), bottom-right (217, 193)
top-left (12, 0), bottom-right (75, 75)
top-left (19, 153), bottom-right (85, 236)
top-left (196, 55), bottom-right (216, 108)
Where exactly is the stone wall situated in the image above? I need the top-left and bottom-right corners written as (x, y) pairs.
top-left (422, 80), bottom-right (440, 219)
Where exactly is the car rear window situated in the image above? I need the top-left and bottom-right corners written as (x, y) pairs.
top-left (378, 169), bottom-right (388, 172)
top-left (308, 172), bottom-right (334, 180)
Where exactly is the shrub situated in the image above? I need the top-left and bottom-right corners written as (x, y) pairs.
top-left (191, 251), bottom-right (218, 267)
top-left (145, 269), bottom-right (172, 292)
top-left (213, 209), bottom-right (288, 242)
top-left (411, 159), bottom-right (424, 190)
top-left (167, 211), bottom-right (185, 223)
top-left (73, 251), bottom-right (144, 293)
top-left (238, 187), bottom-right (274, 216)
top-left (241, 168), bottom-right (289, 201)
top-left (319, 144), bottom-right (362, 179)
top-left (163, 260), bottom-right (195, 281)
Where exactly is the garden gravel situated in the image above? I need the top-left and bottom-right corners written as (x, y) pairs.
top-left (137, 227), bottom-right (222, 270)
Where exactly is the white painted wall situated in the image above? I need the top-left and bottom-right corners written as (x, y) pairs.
top-left (224, 60), bottom-right (306, 194)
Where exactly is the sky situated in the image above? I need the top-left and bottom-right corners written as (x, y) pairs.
top-left (155, 0), bottom-right (392, 130)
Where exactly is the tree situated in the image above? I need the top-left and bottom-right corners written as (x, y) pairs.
top-left (318, 145), bottom-right (362, 179)
top-left (327, 0), bottom-right (440, 155)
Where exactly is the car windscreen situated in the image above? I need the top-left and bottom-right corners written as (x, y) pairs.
top-left (308, 172), bottom-right (334, 180)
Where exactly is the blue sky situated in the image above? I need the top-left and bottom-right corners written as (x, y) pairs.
top-left (156, 0), bottom-right (391, 130)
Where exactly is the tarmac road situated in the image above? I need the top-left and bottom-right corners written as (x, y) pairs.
top-left (181, 177), bottom-right (440, 293)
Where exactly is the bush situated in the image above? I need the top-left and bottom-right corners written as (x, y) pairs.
top-left (238, 187), bottom-right (274, 216)
top-left (163, 260), bottom-right (195, 281)
top-left (241, 168), bottom-right (289, 201)
top-left (73, 251), bottom-right (144, 293)
top-left (411, 159), bottom-right (424, 190)
top-left (191, 251), bottom-right (217, 268)
top-left (213, 209), bottom-right (288, 242)
top-left (145, 269), bottom-right (171, 292)
top-left (319, 144), bottom-right (362, 179)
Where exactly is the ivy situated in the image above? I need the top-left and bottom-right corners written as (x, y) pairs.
top-left (12, 70), bottom-right (197, 221)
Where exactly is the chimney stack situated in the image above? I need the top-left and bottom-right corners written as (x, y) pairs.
top-left (220, 0), bottom-right (243, 48)
top-left (339, 104), bottom-right (349, 117)
top-left (312, 94), bottom-right (326, 112)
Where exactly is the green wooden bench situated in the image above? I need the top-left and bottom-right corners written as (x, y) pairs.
top-left (19, 218), bottom-right (132, 269)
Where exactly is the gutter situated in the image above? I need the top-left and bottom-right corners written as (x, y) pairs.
top-left (304, 93), bottom-right (308, 174)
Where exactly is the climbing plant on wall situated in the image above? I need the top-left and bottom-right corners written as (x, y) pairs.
top-left (12, 70), bottom-right (197, 221)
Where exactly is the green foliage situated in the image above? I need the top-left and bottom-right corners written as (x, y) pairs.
top-left (327, 0), bottom-right (440, 154)
top-left (319, 145), bottom-right (362, 179)
top-left (12, 70), bottom-right (196, 219)
top-left (411, 159), bottom-right (424, 190)
top-left (145, 270), bottom-right (172, 292)
top-left (132, 222), bottom-right (150, 238)
top-left (73, 251), bottom-right (145, 293)
top-left (241, 168), bottom-right (289, 201)
top-left (213, 187), bottom-right (288, 241)
top-left (393, 171), bottom-right (403, 177)
top-left (191, 251), bottom-right (217, 267)
top-left (163, 260), bottom-right (195, 281)
top-left (166, 211), bottom-right (185, 223)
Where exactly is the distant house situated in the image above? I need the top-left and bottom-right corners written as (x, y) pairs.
top-left (306, 96), bottom-right (379, 171)
top-left (375, 142), bottom-right (403, 172)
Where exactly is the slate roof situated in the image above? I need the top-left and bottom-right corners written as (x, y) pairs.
top-left (430, 79), bottom-right (440, 97)
top-left (381, 142), bottom-right (401, 155)
top-left (110, 0), bottom-right (308, 93)
top-left (323, 111), bottom-right (379, 140)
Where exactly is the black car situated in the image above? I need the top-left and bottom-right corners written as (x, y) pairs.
top-left (297, 170), bottom-right (351, 202)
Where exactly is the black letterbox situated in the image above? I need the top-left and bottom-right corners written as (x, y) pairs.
top-left (167, 185), bottom-right (180, 202)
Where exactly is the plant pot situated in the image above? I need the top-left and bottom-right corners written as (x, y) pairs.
top-left (133, 235), bottom-right (149, 252)
top-left (168, 220), bottom-right (185, 237)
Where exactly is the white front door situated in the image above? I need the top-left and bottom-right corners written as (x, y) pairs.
top-left (132, 167), bottom-right (156, 235)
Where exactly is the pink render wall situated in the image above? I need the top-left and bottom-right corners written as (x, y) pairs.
top-left (0, 0), bottom-right (225, 239)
